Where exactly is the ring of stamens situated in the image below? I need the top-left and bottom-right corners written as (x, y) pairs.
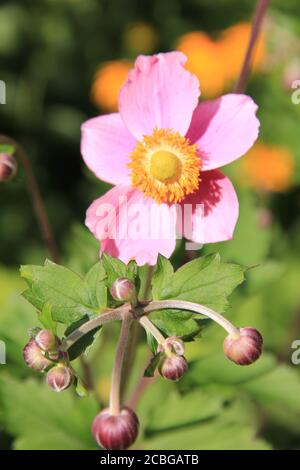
top-left (128, 128), bottom-right (201, 204)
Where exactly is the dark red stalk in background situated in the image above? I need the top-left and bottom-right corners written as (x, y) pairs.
top-left (235, 0), bottom-right (270, 93)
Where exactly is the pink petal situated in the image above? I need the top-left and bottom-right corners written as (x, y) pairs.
top-left (186, 93), bottom-right (260, 171)
top-left (86, 185), bottom-right (177, 266)
top-left (81, 113), bottom-right (136, 185)
top-left (178, 170), bottom-right (239, 244)
top-left (119, 52), bottom-right (200, 141)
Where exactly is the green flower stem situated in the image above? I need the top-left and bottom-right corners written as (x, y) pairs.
top-left (110, 317), bottom-right (132, 415)
top-left (143, 300), bottom-right (240, 338)
top-left (60, 304), bottom-right (131, 352)
top-left (139, 315), bottom-right (165, 345)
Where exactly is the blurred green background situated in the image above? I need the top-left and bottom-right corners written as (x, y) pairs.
top-left (1, 0), bottom-right (300, 450)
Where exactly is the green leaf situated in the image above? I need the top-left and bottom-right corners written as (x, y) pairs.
top-left (84, 261), bottom-right (107, 310)
top-left (145, 329), bottom-right (158, 354)
top-left (20, 260), bottom-right (107, 326)
top-left (143, 397), bottom-right (270, 450)
top-left (242, 364), bottom-right (300, 433)
top-left (179, 353), bottom-right (277, 389)
top-left (151, 256), bottom-right (174, 299)
top-left (102, 253), bottom-right (137, 287)
top-left (152, 253), bottom-right (245, 312)
top-left (0, 268), bottom-right (37, 374)
top-left (37, 302), bottom-right (57, 333)
top-left (145, 388), bottom-right (224, 433)
top-left (144, 353), bottom-right (162, 377)
top-left (149, 253), bottom-right (243, 340)
top-left (73, 376), bottom-right (89, 397)
top-left (150, 309), bottom-right (202, 340)
top-left (64, 316), bottom-right (101, 361)
top-left (0, 375), bottom-right (98, 450)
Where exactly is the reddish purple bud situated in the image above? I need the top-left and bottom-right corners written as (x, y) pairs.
top-left (57, 350), bottom-right (69, 363)
top-left (0, 153), bottom-right (17, 182)
top-left (110, 278), bottom-right (136, 303)
top-left (92, 406), bottom-right (139, 450)
top-left (159, 354), bottom-right (188, 381)
top-left (23, 339), bottom-right (52, 372)
top-left (158, 336), bottom-right (185, 356)
top-left (46, 365), bottom-right (73, 392)
top-left (47, 350), bottom-right (60, 361)
top-left (35, 329), bottom-right (60, 352)
top-left (223, 327), bottom-right (263, 366)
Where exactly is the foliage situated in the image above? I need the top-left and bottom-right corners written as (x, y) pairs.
top-left (1, 0), bottom-right (300, 452)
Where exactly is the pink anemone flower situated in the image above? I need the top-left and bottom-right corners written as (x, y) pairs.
top-left (81, 52), bottom-right (259, 266)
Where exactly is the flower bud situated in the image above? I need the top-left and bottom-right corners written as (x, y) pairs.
top-left (28, 326), bottom-right (42, 339)
top-left (47, 349), bottom-right (68, 362)
top-left (159, 354), bottom-right (188, 381)
top-left (92, 406), bottom-right (139, 450)
top-left (46, 365), bottom-right (73, 392)
top-left (23, 339), bottom-right (52, 372)
top-left (110, 278), bottom-right (136, 303)
top-left (223, 327), bottom-right (263, 366)
top-left (35, 329), bottom-right (60, 352)
top-left (57, 350), bottom-right (69, 363)
top-left (0, 153), bottom-right (17, 182)
top-left (158, 336), bottom-right (185, 356)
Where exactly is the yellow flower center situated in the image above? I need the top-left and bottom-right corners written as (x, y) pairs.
top-left (150, 150), bottom-right (182, 183)
top-left (128, 128), bottom-right (201, 204)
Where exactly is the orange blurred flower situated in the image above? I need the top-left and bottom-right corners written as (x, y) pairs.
top-left (239, 143), bottom-right (294, 192)
top-left (176, 31), bottom-right (225, 98)
top-left (176, 22), bottom-right (266, 98)
top-left (219, 22), bottom-right (265, 82)
top-left (91, 60), bottom-right (133, 112)
top-left (124, 22), bottom-right (159, 54)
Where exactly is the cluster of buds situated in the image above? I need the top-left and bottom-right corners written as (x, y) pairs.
top-left (0, 153), bottom-right (17, 182)
top-left (90, 320), bottom-right (263, 451)
top-left (22, 276), bottom-right (263, 452)
top-left (23, 329), bottom-right (73, 392)
top-left (158, 336), bottom-right (188, 381)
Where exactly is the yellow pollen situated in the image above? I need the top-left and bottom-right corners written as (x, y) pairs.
top-left (128, 128), bottom-right (201, 204)
top-left (150, 150), bottom-right (182, 183)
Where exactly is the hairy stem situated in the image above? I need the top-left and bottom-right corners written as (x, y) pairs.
top-left (143, 300), bottom-right (240, 337)
top-left (139, 315), bottom-right (165, 345)
top-left (110, 318), bottom-right (132, 415)
top-left (60, 304), bottom-right (131, 352)
top-left (127, 351), bottom-right (156, 411)
top-left (141, 265), bottom-right (155, 301)
top-left (120, 264), bottom-right (155, 397)
top-left (234, 0), bottom-right (269, 93)
top-left (61, 298), bottom-right (239, 352)
top-left (0, 134), bottom-right (60, 263)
